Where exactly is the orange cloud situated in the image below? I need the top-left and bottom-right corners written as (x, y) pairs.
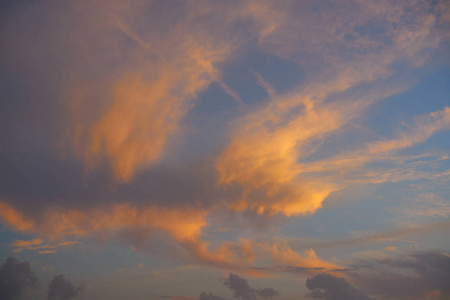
top-left (9, 238), bottom-right (43, 248)
top-left (38, 250), bottom-right (57, 254)
top-left (217, 93), bottom-right (346, 216)
top-left (61, 2), bottom-right (243, 182)
top-left (0, 202), bottom-right (264, 275)
top-left (0, 203), bottom-right (35, 232)
top-left (180, 238), bottom-right (267, 277)
top-left (84, 42), bottom-right (231, 181)
top-left (0, 202), bottom-right (207, 241)
top-left (272, 243), bottom-right (341, 275)
top-left (215, 84), bottom-right (402, 216)
top-left (367, 107), bottom-right (450, 155)
top-left (298, 107), bottom-right (450, 185)
top-left (215, 0), bottom-right (445, 219)
top-left (240, 238), bottom-right (257, 265)
top-left (9, 237), bottom-right (80, 254)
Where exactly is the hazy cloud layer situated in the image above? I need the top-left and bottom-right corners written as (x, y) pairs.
top-left (0, 257), bottom-right (37, 300)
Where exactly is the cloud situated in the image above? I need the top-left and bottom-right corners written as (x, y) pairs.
top-left (366, 107), bottom-right (450, 155)
top-left (178, 237), bottom-right (271, 277)
top-left (271, 243), bottom-right (341, 276)
top-left (216, 0), bottom-right (448, 217)
top-left (292, 220), bottom-right (450, 251)
top-left (0, 257), bottom-right (38, 300)
top-left (0, 201), bottom-right (235, 270)
top-left (148, 293), bottom-right (198, 300)
top-left (55, 0), bottom-right (253, 182)
top-left (250, 0), bottom-right (442, 73)
top-left (47, 274), bottom-right (85, 300)
top-left (199, 273), bottom-right (279, 300)
top-left (9, 238), bottom-right (43, 252)
top-left (256, 288), bottom-right (279, 299)
top-left (306, 273), bottom-right (373, 300)
top-left (0, 202), bottom-right (207, 241)
top-left (0, 0), bottom-right (449, 280)
top-left (224, 273), bottom-right (258, 300)
top-left (199, 292), bottom-right (227, 300)
top-left (391, 193), bottom-right (450, 225)
top-left (216, 93), bottom-right (344, 216)
top-left (2, 2), bottom-right (237, 201)
top-left (9, 238), bottom-right (80, 254)
top-left (224, 273), bottom-right (279, 300)
top-left (351, 251), bottom-right (450, 299)
top-left (217, 99), bottom-right (450, 219)
top-left (0, 0), bottom-right (248, 183)
top-left (0, 202), bottom-right (264, 274)
top-left (302, 106), bottom-right (450, 174)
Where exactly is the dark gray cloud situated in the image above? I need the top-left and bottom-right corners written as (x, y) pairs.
top-left (306, 273), bottom-right (373, 300)
top-left (224, 273), bottom-right (279, 300)
top-left (198, 273), bottom-right (279, 300)
top-left (224, 273), bottom-right (258, 300)
top-left (351, 250), bottom-right (450, 300)
top-left (47, 274), bottom-right (85, 300)
top-left (0, 257), bottom-right (38, 300)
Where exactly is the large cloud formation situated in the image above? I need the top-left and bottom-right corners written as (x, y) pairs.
top-left (0, 257), bottom-right (38, 300)
top-left (0, 0), bottom-right (449, 280)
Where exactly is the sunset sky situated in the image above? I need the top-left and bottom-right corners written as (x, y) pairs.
top-left (1, 1), bottom-right (450, 300)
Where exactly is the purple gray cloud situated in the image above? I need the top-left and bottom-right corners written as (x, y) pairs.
top-left (0, 257), bottom-right (38, 300)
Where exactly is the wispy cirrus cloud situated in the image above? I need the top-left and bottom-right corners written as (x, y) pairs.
top-left (216, 0), bottom-right (450, 219)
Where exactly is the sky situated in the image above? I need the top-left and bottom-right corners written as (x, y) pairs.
top-left (0, 0), bottom-right (450, 299)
